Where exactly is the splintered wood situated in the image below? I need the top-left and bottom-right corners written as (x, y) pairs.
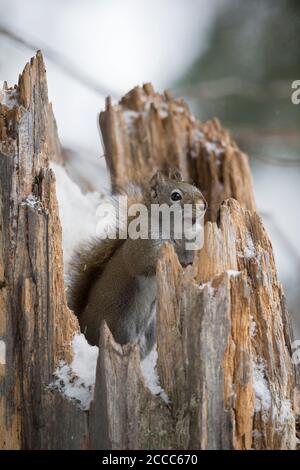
top-left (100, 85), bottom-right (256, 222)
top-left (101, 85), bottom-right (296, 449)
top-left (0, 58), bottom-right (297, 449)
top-left (156, 204), bottom-right (295, 449)
top-left (0, 52), bottom-right (79, 449)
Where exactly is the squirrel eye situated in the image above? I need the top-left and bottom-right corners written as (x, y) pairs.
top-left (171, 190), bottom-right (183, 202)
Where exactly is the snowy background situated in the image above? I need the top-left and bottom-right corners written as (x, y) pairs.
top-left (0, 0), bottom-right (299, 336)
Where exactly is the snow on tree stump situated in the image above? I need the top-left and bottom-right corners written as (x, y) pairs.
top-left (0, 54), bottom-right (297, 449)
top-left (100, 85), bottom-right (297, 450)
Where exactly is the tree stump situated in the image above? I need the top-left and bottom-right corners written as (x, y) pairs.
top-left (0, 54), bottom-right (297, 449)
top-left (100, 85), bottom-right (297, 450)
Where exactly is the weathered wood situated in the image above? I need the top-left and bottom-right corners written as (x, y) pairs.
top-left (90, 323), bottom-right (174, 450)
top-left (0, 52), bottom-right (80, 449)
top-left (100, 86), bottom-right (297, 449)
top-left (155, 202), bottom-right (296, 449)
top-left (99, 85), bottom-right (256, 221)
top-left (0, 52), bottom-right (178, 451)
top-left (0, 54), bottom-right (297, 450)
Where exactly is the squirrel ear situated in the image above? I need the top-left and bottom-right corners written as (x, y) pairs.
top-left (168, 167), bottom-right (183, 181)
top-left (150, 170), bottom-right (165, 189)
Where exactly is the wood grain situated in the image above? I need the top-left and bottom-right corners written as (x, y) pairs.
top-left (0, 55), bottom-right (296, 449)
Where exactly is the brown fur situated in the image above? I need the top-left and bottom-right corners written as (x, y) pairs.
top-left (67, 169), bottom-right (206, 356)
top-left (67, 237), bottom-right (124, 316)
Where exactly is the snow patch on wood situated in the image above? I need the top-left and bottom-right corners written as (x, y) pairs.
top-left (244, 233), bottom-right (256, 259)
top-left (226, 269), bottom-right (241, 277)
top-left (141, 346), bottom-right (169, 404)
top-left (0, 82), bottom-right (19, 109)
top-left (252, 358), bottom-right (294, 431)
top-left (50, 333), bottom-right (99, 411)
top-left (252, 359), bottom-right (271, 414)
top-left (204, 141), bottom-right (224, 157)
top-left (121, 95), bottom-right (186, 130)
top-left (21, 194), bottom-right (43, 212)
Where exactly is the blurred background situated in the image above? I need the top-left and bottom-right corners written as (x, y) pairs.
top-left (0, 0), bottom-right (299, 335)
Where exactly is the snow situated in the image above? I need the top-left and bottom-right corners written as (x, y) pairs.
top-left (49, 333), bottom-right (170, 409)
top-left (252, 359), bottom-right (271, 413)
top-left (189, 129), bottom-right (225, 161)
top-left (244, 233), bottom-right (256, 259)
top-left (0, 82), bottom-right (19, 109)
top-left (140, 346), bottom-right (169, 403)
top-left (51, 162), bottom-right (102, 271)
top-left (50, 335), bottom-right (169, 409)
top-left (51, 161), bottom-right (134, 273)
top-left (122, 96), bottom-right (170, 129)
top-left (0, 340), bottom-right (6, 365)
top-left (123, 109), bottom-right (140, 125)
top-left (252, 358), bottom-right (295, 435)
top-left (158, 108), bottom-right (168, 119)
top-left (50, 333), bottom-right (99, 411)
top-left (204, 141), bottom-right (224, 157)
top-left (21, 194), bottom-right (43, 212)
top-left (250, 315), bottom-right (257, 337)
top-left (226, 270), bottom-right (241, 277)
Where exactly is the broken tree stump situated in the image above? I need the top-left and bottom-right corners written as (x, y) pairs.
top-left (100, 85), bottom-right (297, 450)
top-left (0, 52), bottom-right (183, 451)
top-left (99, 86), bottom-right (256, 222)
top-left (0, 52), bottom-right (80, 449)
top-left (0, 55), bottom-right (297, 449)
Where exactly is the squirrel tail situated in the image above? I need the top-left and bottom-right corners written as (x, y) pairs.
top-left (67, 182), bottom-right (146, 317)
top-left (67, 237), bottom-right (123, 317)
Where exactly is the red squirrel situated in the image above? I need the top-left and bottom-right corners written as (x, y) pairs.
top-left (67, 169), bottom-right (206, 358)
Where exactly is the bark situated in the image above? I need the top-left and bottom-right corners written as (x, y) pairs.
top-left (0, 52), bottom-right (81, 449)
top-left (99, 85), bottom-right (256, 222)
top-left (100, 85), bottom-right (297, 449)
top-left (0, 56), bottom-right (297, 449)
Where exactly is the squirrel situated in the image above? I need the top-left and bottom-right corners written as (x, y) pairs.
top-left (67, 169), bottom-right (207, 358)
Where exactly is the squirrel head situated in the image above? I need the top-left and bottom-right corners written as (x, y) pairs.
top-left (148, 169), bottom-right (207, 218)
